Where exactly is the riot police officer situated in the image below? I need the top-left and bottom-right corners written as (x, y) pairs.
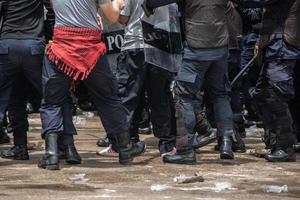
top-left (144, 0), bottom-right (242, 163)
top-left (237, 0), bottom-right (300, 162)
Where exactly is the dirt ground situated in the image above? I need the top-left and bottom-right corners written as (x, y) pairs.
top-left (0, 113), bottom-right (299, 200)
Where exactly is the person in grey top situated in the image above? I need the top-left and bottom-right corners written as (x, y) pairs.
top-left (116, 0), bottom-right (177, 158)
top-left (52, 0), bottom-right (125, 28)
top-left (39, 0), bottom-right (146, 170)
top-left (52, 0), bottom-right (109, 29)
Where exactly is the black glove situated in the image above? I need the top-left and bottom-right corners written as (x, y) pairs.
top-left (141, 0), bottom-right (155, 17)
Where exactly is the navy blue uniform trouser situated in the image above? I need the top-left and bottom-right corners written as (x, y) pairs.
top-left (289, 62), bottom-right (300, 142)
top-left (0, 39), bottom-right (44, 125)
top-left (41, 55), bottom-right (128, 137)
top-left (252, 58), bottom-right (299, 149)
top-left (0, 39), bottom-right (44, 145)
top-left (0, 39), bottom-right (75, 144)
top-left (240, 32), bottom-right (261, 119)
top-left (117, 49), bottom-right (176, 153)
top-left (289, 63), bottom-right (300, 142)
top-left (228, 50), bottom-right (244, 124)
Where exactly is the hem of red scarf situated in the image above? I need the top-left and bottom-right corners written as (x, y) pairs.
top-left (46, 46), bottom-right (106, 81)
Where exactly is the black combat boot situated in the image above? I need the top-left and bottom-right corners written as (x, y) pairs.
top-left (233, 113), bottom-right (246, 138)
top-left (265, 148), bottom-right (296, 162)
top-left (163, 136), bottom-right (197, 164)
top-left (217, 129), bottom-right (246, 154)
top-left (265, 100), bottom-right (296, 162)
top-left (1, 145), bottom-right (29, 160)
top-left (190, 132), bottom-right (217, 149)
top-left (215, 125), bottom-right (235, 159)
top-left (65, 145), bottom-right (82, 164)
top-left (114, 132), bottom-right (146, 165)
top-left (263, 129), bottom-right (277, 150)
top-left (58, 139), bottom-right (66, 159)
top-left (0, 125), bottom-right (10, 144)
top-left (192, 110), bottom-right (217, 149)
top-left (232, 130), bottom-right (246, 152)
top-left (165, 102), bottom-right (197, 165)
top-left (236, 122), bottom-right (246, 138)
top-left (96, 136), bottom-right (110, 147)
top-left (219, 136), bottom-right (234, 159)
top-left (38, 133), bottom-right (59, 170)
top-left (163, 147), bottom-right (196, 165)
top-left (0, 132), bottom-right (10, 144)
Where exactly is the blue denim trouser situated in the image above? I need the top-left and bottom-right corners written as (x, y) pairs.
top-left (175, 47), bottom-right (234, 146)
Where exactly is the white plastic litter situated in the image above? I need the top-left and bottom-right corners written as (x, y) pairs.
top-left (214, 182), bottom-right (233, 192)
top-left (263, 185), bottom-right (288, 193)
top-left (68, 174), bottom-right (90, 183)
top-left (73, 116), bottom-right (87, 126)
top-left (28, 126), bottom-right (34, 132)
top-left (83, 112), bottom-right (95, 118)
top-left (173, 174), bottom-right (204, 184)
top-left (150, 184), bottom-right (169, 192)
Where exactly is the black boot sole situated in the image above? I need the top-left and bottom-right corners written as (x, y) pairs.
top-left (232, 146), bottom-right (246, 153)
top-left (66, 158), bottom-right (82, 165)
top-left (220, 152), bottom-right (234, 159)
top-left (265, 156), bottom-right (296, 162)
top-left (38, 163), bottom-right (60, 170)
top-left (192, 136), bottom-right (217, 149)
top-left (1, 154), bottom-right (29, 160)
top-left (216, 146), bottom-right (244, 153)
top-left (163, 159), bottom-right (197, 165)
top-left (119, 143), bottom-right (146, 165)
top-left (119, 158), bottom-right (134, 165)
top-left (14, 156), bottom-right (29, 160)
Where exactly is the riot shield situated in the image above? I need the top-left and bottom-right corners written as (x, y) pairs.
top-left (99, 10), bottom-right (124, 73)
top-left (142, 3), bottom-right (183, 73)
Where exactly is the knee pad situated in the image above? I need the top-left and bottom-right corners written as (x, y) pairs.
top-left (174, 81), bottom-right (202, 101)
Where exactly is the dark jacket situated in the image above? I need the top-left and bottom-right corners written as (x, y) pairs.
top-left (238, 7), bottom-right (262, 34)
top-left (0, 0), bottom-right (44, 39)
top-left (146, 0), bottom-right (230, 49)
top-left (226, 2), bottom-right (243, 50)
top-left (184, 0), bottom-right (229, 48)
top-left (238, 0), bottom-right (300, 48)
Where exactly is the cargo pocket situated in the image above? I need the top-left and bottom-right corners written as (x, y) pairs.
top-left (31, 43), bottom-right (45, 56)
top-left (176, 71), bottom-right (197, 84)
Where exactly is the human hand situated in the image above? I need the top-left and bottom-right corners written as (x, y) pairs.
top-left (118, 0), bottom-right (125, 10)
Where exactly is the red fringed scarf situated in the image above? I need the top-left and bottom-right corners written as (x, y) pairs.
top-left (46, 26), bottom-right (107, 80)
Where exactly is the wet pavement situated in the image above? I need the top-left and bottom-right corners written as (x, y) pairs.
top-left (0, 113), bottom-right (299, 200)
